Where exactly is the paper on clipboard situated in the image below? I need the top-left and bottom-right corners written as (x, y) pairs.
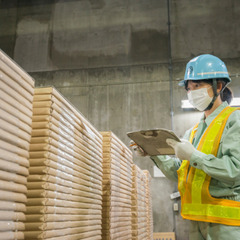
top-left (127, 128), bottom-right (181, 155)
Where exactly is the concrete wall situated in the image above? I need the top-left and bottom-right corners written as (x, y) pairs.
top-left (1, 0), bottom-right (240, 239)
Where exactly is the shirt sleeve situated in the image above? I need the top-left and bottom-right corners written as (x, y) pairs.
top-left (150, 155), bottom-right (181, 182)
top-left (149, 128), bottom-right (193, 182)
top-left (189, 110), bottom-right (240, 185)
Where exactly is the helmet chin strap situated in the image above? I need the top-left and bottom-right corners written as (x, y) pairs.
top-left (204, 79), bottom-right (219, 111)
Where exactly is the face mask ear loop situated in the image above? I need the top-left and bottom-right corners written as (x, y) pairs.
top-left (220, 80), bottom-right (229, 99)
top-left (204, 79), bottom-right (218, 111)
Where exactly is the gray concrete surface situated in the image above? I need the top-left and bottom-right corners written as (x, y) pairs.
top-left (1, 0), bottom-right (240, 239)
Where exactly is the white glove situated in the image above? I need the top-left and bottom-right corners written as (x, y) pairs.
top-left (129, 140), bottom-right (148, 157)
top-left (166, 138), bottom-right (195, 160)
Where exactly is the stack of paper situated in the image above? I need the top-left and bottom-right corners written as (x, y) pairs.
top-left (25, 87), bottom-right (103, 240)
top-left (143, 170), bottom-right (153, 240)
top-left (101, 132), bottom-right (133, 240)
top-left (132, 165), bottom-right (148, 240)
top-left (0, 50), bottom-right (34, 239)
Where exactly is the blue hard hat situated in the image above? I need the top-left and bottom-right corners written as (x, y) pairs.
top-left (179, 54), bottom-right (231, 86)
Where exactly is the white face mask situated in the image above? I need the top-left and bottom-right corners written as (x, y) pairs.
top-left (187, 87), bottom-right (213, 111)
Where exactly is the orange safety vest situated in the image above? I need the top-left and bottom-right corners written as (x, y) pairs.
top-left (177, 106), bottom-right (240, 226)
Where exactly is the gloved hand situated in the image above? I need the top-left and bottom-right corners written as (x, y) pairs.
top-left (129, 140), bottom-right (148, 157)
top-left (166, 138), bottom-right (195, 160)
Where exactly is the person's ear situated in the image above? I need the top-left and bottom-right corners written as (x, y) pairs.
top-left (217, 81), bottom-right (223, 93)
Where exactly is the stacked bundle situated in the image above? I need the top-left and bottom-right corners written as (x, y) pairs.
top-left (25, 87), bottom-right (103, 240)
top-left (101, 132), bottom-right (133, 240)
top-left (143, 170), bottom-right (153, 240)
top-left (131, 165), bottom-right (148, 240)
top-left (0, 50), bottom-right (34, 239)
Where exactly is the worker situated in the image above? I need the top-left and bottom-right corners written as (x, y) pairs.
top-left (131, 54), bottom-right (240, 240)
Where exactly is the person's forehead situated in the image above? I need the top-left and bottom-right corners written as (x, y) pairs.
top-left (188, 80), bottom-right (208, 86)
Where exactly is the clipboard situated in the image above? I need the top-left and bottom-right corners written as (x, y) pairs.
top-left (127, 128), bottom-right (181, 155)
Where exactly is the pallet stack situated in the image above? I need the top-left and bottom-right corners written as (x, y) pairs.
top-left (131, 164), bottom-right (148, 240)
top-left (0, 50), bottom-right (34, 239)
top-left (24, 87), bottom-right (103, 239)
top-left (143, 170), bottom-right (153, 240)
top-left (101, 132), bottom-right (133, 240)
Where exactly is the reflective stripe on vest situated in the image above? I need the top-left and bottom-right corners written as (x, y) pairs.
top-left (177, 106), bottom-right (240, 225)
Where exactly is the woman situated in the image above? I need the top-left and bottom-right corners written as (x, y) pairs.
top-left (132, 54), bottom-right (240, 240)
